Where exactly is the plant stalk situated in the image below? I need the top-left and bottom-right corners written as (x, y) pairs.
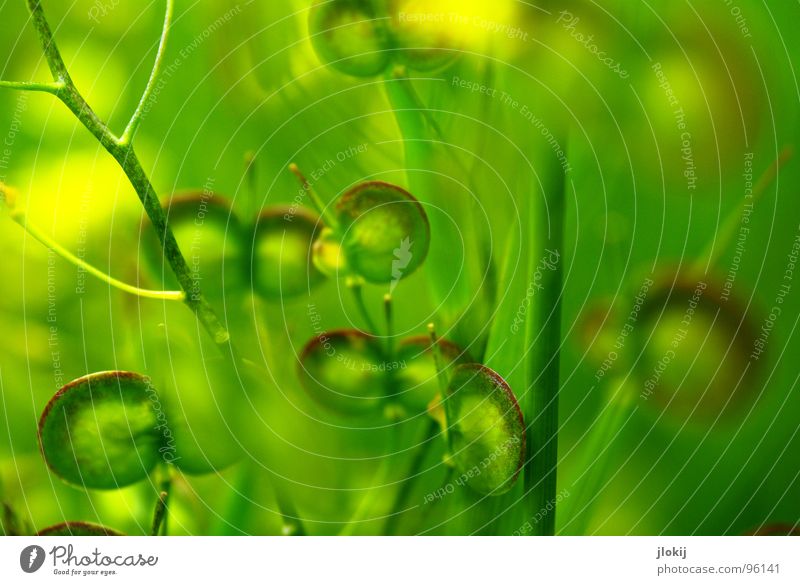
top-left (524, 160), bottom-right (567, 535)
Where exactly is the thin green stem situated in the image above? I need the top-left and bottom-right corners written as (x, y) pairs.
top-left (383, 418), bottom-right (439, 534)
top-left (120, 0), bottom-right (174, 145)
top-left (694, 146), bottom-right (792, 272)
top-left (244, 150), bottom-right (259, 221)
top-left (558, 376), bottom-right (633, 535)
top-left (427, 323), bottom-right (449, 397)
top-left (151, 475), bottom-right (171, 536)
top-left (348, 277), bottom-right (379, 336)
top-left (289, 163), bottom-right (338, 229)
top-left (339, 428), bottom-right (400, 536)
top-left (8, 208), bottom-right (185, 301)
top-left (26, 0), bottom-right (72, 84)
top-left (21, 0), bottom-right (232, 348)
top-left (0, 79), bottom-right (63, 94)
top-left (383, 293), bottom-right (394, 358)
top-left (525, 160), bottom-right (567, 536)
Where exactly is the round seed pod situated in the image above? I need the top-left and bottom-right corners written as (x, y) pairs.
top-left (393, 336), bottom-right (468, 411)
top-left (632, 277), bottom-right (760, 423)
top-left (298, 329), bottom-right (389, 415)
top-left (251, 206), bottom-right (325, 300)
top-left (445, 364), bottom-right (525, 495)
top-left (309, 0), bottom-right (393, 78)
top-left (388, 0), bottom-right (461, 72)
top-left (335, 181), bottom-right (430, 284)
top-left (38, 372), bottom-right (164, 490)
top-left (37, 521), bottom-right (123, 536)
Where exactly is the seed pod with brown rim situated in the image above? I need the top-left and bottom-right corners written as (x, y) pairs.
top-left (334, 181), bottom-right (430, 285)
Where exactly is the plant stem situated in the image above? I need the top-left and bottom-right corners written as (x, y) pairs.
top-left (524, 160), bottom-right (567, 536)
top-left (383, 418), bottom-right (439, 534)
top-left (16, 0), bottom-right (232, 347)
top-left (151, 475), bottom-right (171, 536)
top-left (288, 163), bottom-right (338, 229)
top-left (348, 277), bottom-right (379, 336)
top-left (383, 293), bottom-right (394, 357)
top-left (8, 208), bottom-right (185, 302)
top-left (694, 146), bottom-right (792, 272)
top-left (0, 80), bottom-right (63, 94)
top-left (120, 0), bottom-right (174, 145)
top-left (427, 323), bottom-right (449, 398)
top-left (558, 376), bottom-right (633, 535)
top-left (244, 150), bottom-right (259, 221)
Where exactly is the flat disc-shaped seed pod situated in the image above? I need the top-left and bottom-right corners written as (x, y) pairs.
top-left (445, 364), bottom-right (525, 496)
top-left (388, 0), bottom-right (462, 72)
top-left (38, 372), bottom-right (164, 490)
top-left (251, 207), bottom-right (325, 299)
top-left (143, 192), bottom-right (244, 303)
top-left (394, 336), bottom-right (468, 412)
top-left (298, 330), bottom-right (389, 415)
top-left (336, 181), bottom-right (430, 284)
top-left (37, 521), bottom-right (123, 536)
top-left (309, 0), bottom-right (393, 78)
top-left (633, 278), bottom-right (760, 423)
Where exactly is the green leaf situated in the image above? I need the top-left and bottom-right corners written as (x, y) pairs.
top-left (38, 371), bottom-right (165, 490)
top-left (445, 364), bottom-right (525, 495)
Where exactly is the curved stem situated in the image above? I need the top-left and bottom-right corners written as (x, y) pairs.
top-left (121, 0), bottom-right (175, 146)
top-left (9, 209), bottom-right (185, 302)
top-left (288, 163), bottom-right (338, 229)
top-left (694, 146), bottom-right (792, 273)
top-left (348, 277), bottom-right (379, 336)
